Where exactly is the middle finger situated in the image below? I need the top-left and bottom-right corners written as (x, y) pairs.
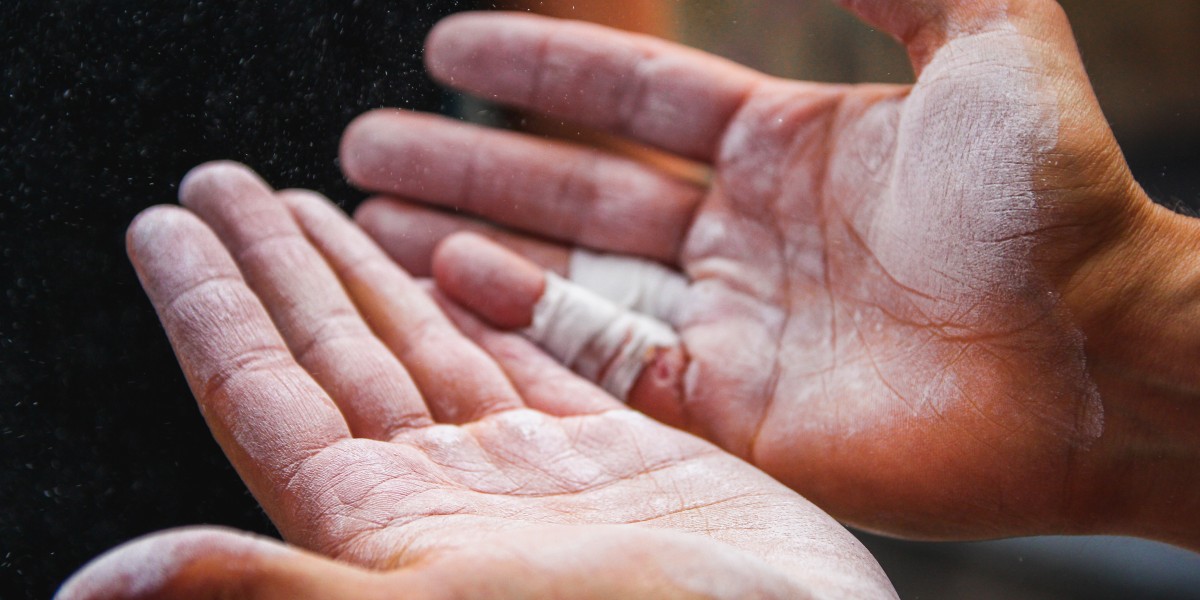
top-left (280, 187), bottom-right (526, 424)
top-left (179, 162), bottom-right (433, 439)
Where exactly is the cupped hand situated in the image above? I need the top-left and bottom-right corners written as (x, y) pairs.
top-left (340, 1), bottom-right (1200, 544)
top-left (58, 162), bottom-right (893, 599)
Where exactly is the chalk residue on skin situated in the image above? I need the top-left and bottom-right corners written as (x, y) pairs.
top-left (523, 273), bottom-right (680, 402)
top-left (872, 20), bottom-right (1103, 435)
top-left (874, 31), bottom-right (1055, 313)
top-left (681, 17), bottom-right (1104, 439)
top-left (55, 527), bottom-right (287, 600)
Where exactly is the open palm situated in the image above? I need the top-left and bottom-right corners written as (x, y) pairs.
top-left (342, 3), bottom-right (1200, 541)
top-left (59, 163), bottom-right (892, 599)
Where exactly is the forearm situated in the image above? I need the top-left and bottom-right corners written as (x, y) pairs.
top-left (1078, 370), bottom-right (1200, 551)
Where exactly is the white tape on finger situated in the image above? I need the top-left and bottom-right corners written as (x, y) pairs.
top-left (568, 249), bottom-right (689, 324)
top-left (523, 272), bottom-right (680, 402)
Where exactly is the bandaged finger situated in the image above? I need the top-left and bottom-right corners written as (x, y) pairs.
top-left (522, 272), bottom-right (681, 402)
top-left (567, 248), bottom-right (689, 324)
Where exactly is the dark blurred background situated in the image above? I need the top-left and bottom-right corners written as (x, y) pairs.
top-left (2, 1), bottom-right (1198, 599)
top-left (1, 2), bottom-right (469, 597)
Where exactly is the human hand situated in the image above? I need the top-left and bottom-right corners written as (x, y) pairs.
top-left (57, 162), bottom-right (893, 599)
top-left (340, 2), bottom-right (1200, 545)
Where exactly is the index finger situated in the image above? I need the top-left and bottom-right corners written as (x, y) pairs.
top-left (126, 206), bottom-right (350, 523)
top-left (425, 11), bottom-right (761, 162)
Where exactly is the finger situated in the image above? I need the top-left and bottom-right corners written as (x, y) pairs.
top-left (434, 233), bottom-right (689, 427)
top-left (178, 162), bottom-right (433, 439)
top-left (354, 196), bottom-right (570, 277)
top-left (423, 11), bottom-right (761, 162)
top-left (341, 111), bottom-right (704, 263)
top-left (55, 527), bottom-right (388, 600)
top-left (280, 190), bottom-right (525, 423)
top-left (431, 291), bottom-right (623, 417)
top-left (356, 197), bottom-right (689, 323)
top-left (126, 206), bottom-right (349, 516)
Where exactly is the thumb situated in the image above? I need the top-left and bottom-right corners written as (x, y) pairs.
top-left (838, 0), bottom-right (1068, 74)
top-left (55, 527), bottom-right (389, 600)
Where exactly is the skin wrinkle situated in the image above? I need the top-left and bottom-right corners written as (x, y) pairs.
top-left (613, 42), bottom-right (654, 141)
top-left (156, 272), bottom-right (247, 318)
top-left (702, 85), bottom-right (837, 453)
top-left (310, 419), bottom-right (762, 553)
top-left (531, 24), bottom-right (588, 122)
top-left (229, 226), bottom-right (315, 273)
top-left (288, 310), bottom-right (371, 367)
top-left (544, 26), bottom-right (759, 161)
top-left (454, 126), bottom-right (487, 219)
top-left (814, 96), bottom-right (863, 439)
top-left (477, 439), bottom-right (585, 495)
top-left (684, 210), bottom-right (783, 302)
top-left (591, 164), bottom-right (679, 256)
top-left (750, 106), bottom-right (843, 465)
top-left (850, 317), bottom-right (920, 416)
top-left (555, 151), bottom-right (593, 245)
top-left (472, 417), bottom-right (573, 490)
top-left (326, 462), bottom-right (411, 516)
top-left (302, 459), bottom-right (440, 553)
top-left (194, 344), bottom-right (298, 418)
top-left (338, 255), bottom-right (420, 313)
top-left (859, 27), bottom-right (1094, 436)
top-left (615, 46), bottom-right (736, 160)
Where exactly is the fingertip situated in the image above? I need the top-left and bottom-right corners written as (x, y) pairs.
top-left (424, 11), bottom-right (497, 82)
top-left (627, 345), bottom-right (691, 431)
top-left (349, 197), bottom-right (397, 249)
top-left (123, 204), bottom-right (234, 312)
top-left (55, 526), bottom-right (287, 600)
top-left (125, 205), bottom-right (201, 262)
top-left (125, 204), bottom-right (170, 252)
top-left (340, 109), bottom-right (399, 188)
top-left (424, 11), bottom-right (554, 94)
top-left (430, 228), bottom-right (476, 257)
top-left (433, 232), bottom-right (545, 329)
top-left (354, 196), bottom-right (441, 276)
top-left (429, 230), bottom-right (478, 288)
top-left (178, 160), bottom-right (272, 210)
top-left (276, 187), bottom-right (334, 212)
top-left (350, 195), bottom-right (393, 229)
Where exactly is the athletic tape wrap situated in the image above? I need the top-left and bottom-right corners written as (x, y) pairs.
top-left (568, 249), bottom-right (688, 323)
top-left (523, 272), bottom-right (680, 402)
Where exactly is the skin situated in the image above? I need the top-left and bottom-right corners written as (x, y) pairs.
top-left (340, 1), bottom-right (1200, 546)
top-left (57, 163), bottom-right (895, 599)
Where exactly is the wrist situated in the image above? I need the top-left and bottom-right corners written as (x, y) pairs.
top-left (1074, 370), bottom-right (1200, 550)
top-left (1064, 197), bottom-right (1200, 549)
